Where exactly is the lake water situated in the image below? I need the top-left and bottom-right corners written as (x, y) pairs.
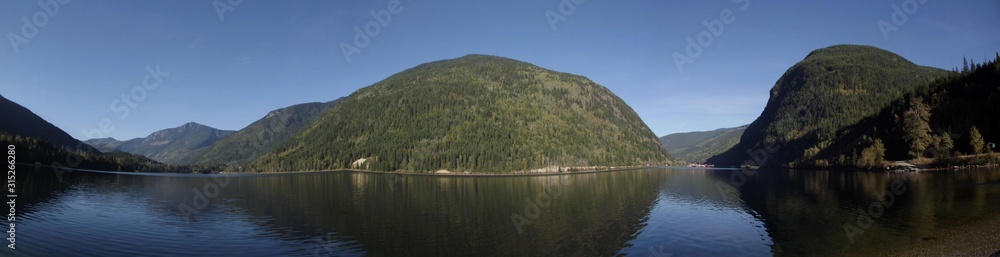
top-left (6, 166), bottom-right (1000, 256)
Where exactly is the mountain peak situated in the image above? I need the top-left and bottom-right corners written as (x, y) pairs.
top-left (412, 54), bottom-right (537, 71)
top-left (803, 44), bottom-right (915, 67)
top-left (103, 122), bottom-right (236, 164)
top-left (806, 44), bottom-right (885, 55)
top-left (455, 54), bottom-right (513, 60)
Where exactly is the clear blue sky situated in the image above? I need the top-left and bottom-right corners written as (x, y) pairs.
top-left (1, 0), bottom-right (998, 140)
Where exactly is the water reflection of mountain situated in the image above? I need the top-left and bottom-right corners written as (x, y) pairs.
top-left (21, 168), bottom-right (672, 256)
top-left (225, 170), bottom-right (671, 256)
top-left (25, 167), bottom-right (997, 256)
top-left (16, 166), bottom-right (73, 215)
top-left (732, 169), bottom-right (1000, 256)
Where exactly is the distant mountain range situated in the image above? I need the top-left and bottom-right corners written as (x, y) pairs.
top-left (86, 122), bottom-right (234, 165)
top-left (0, 94), bottom-right (178, 172)
top-left (83, 99), bottom-right (344, 166)
top-left (660, 125), bottom-right (746, 164)
top-left (0, 91), bottom-right (344, 172)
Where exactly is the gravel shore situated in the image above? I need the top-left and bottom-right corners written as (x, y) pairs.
top-left (885, 210), bottom-right (1000, 257)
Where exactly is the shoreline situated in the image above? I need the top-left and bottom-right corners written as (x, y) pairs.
top-left (216, 165), bottom-right (712, 177)
top-left (23, 163), bottom-right (696, 177)
top-left (763, 161), bottom-right (1000, 173)
top-left (24, 161), bottom-right (996, 178)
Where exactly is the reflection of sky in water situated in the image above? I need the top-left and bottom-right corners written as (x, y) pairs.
top-left (619, 170), bottom-right (772, 257)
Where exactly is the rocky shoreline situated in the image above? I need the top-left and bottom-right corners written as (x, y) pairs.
top-left (882, 161), bottom-right (1000, 173)
top-left (884, 209), bottom-right (1000, 257)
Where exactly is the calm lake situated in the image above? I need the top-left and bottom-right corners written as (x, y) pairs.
top-left (8, 166), bottom-right (1000, 256)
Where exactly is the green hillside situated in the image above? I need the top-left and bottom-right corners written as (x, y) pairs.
top-left (806, 55), bottom-right (1000, 168)
top-left (660, 125), bottom-right (746, 163)
top-left (195, 99), bottom-right (342, 165)
top-left (251, 54), bottom-right (671, 173)
top-left (708, 45), bottom-right (949, 167)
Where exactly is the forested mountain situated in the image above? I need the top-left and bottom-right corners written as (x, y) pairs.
top-left (0, 94), bottom-right (88, 151)
top-left (798, 55), bottom-right (1000, 168)
top-left (707, 45), bottom-right (949, 167)
top-left (195, 99), bottom-right (343, 165)
top-left (251, 54), bottom-right (671, 173)
top-left (660, 125), bottom-right (746, 163)
top-left (85, 122), bottom-right (234, 165)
